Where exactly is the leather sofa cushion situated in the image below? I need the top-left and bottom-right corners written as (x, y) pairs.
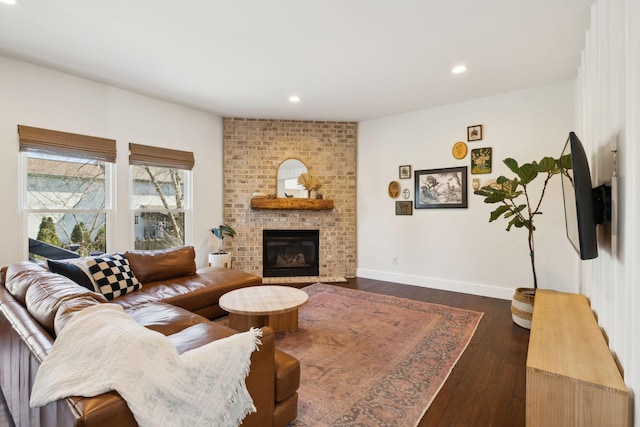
top-left (113, 267), bottom-right (261, 316)
top-left (124, 301), bottom-right (209, 335)
top-left (167, 321), bottom-right (245, 354)
top-left (5, 261), bottom-right (49, 304)
top-left (23, 270), bottom-right (106, 337)
top-left (54, 295), bottom-right (103, 336)
top-left (125, 246), bottom-right (196, 283)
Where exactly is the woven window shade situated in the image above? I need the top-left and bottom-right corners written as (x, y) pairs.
top-left (18, 125), bottom-right (116, 163)
top-left (129, 143), bottom-right (194, 170)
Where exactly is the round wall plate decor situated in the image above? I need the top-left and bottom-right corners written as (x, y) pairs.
top-left (388, 181), bottom-right (400, 198)
top-left (452, 141), bottom-right (468, 159)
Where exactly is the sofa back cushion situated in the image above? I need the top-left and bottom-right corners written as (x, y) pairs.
top-left (5, 261), bottom-right (47, 304)
top-left (54, 294), bottom-right (105, 336)
top-left (23, 270), bottom-right (106, 336)
top-left (125, 246), bottom-right (196, 283)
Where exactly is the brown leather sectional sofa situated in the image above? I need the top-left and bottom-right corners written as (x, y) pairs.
top-left (0, 246), bottom-right (300, 427)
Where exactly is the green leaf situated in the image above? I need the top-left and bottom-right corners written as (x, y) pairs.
top-left (536, 157), bottom-right (557, 172)
top-left (503, 158), bottom-right (519, 175)
top-left (518, 163), bottom-right (538, 185)
top-left (560, 153), bottom-right (572, 170)
top-left (501, 178), bottom-right (520, 195)
top-left (506, 216), bottom-right (525, 231)
top-left (474, 188), bottom-right (494, 197)
top-left (484, 194), bottom-right (506, 203)
top-left (489, 205), bottom-right (511, 221)
top-left (211, 224), bottom-right (236, 240)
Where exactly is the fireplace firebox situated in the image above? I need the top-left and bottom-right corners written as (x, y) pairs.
top-left (263, 229), bottom-right (319, 277)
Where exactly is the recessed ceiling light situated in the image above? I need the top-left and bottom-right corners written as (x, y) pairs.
top-left (289, 95), bottom-right (300, 103)
top-left (0, 0), bottom-right (17, 4)
top-left (452, 65), bottom-right (468, 74)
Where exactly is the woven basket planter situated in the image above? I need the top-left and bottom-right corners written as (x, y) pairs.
top-left (511, 287), bottom-right (535, 329)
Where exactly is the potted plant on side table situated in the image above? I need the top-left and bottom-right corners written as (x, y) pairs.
top-left (474, 155), bottom-right (567, 329)
top-left (209, 224), bottom-right (237, 268)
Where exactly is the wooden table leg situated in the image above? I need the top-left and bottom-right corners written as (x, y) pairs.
top-left (268, 309), bottom-right (299, 332)
top-left (228, 313), bottom-right (268, 331)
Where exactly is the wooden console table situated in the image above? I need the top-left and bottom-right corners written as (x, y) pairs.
top-left (526, 290), bottom-right (628, 426)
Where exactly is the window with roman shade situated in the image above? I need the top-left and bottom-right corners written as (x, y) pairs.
top-left (19, 125), bottom-right (115, 260)
top-left (129, 143), bottom-right (193, 250)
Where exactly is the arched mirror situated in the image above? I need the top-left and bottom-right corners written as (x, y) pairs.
top-left (277, 159), bottom-right (308, 198)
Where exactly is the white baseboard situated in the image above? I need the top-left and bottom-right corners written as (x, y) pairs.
top-left (356, 268), bottom-right (515, 301)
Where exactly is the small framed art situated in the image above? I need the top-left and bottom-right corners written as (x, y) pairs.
top-left (471, 147), bottom-right (492, 174)
top-left (467, 124), bottom-right (483, 141)
top-left (399, 165), bottom-right (412, 179)
top-left (395, 201), bottom-right (413, 215)
top-left (414, 166), bottom-right (468, 209)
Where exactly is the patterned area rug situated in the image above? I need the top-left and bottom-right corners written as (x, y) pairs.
top-left (279, 284), bottom-right (483, 427)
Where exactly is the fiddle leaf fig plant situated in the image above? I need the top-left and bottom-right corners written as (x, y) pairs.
top-left (210, 224), bottom-right (236, 254)
top-left (474, 156), bottom-right (565, 290)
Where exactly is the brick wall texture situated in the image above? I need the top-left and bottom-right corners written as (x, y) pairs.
top-left (223, 118), bottom-right (357, 279)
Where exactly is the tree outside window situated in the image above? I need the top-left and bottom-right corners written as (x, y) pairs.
top-left (26, 153), bottom-right (109, 258)
top-left (132, 165), bottom-right (188, 250)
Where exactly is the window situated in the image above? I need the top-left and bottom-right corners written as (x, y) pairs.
top-left (20, 125), bottom-right (115, 259)
top-left (129, 143), bottom-right (193, 251)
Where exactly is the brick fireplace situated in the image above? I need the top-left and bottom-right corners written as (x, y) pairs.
top-left (223, 118), bottom-right (357, 280)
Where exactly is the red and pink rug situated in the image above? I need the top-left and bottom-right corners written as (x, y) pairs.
top-left (279, 283), bottom-right (483, 427)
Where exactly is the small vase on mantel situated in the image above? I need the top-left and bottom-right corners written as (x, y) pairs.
top-left (309, 190), bottom-right (317, 199)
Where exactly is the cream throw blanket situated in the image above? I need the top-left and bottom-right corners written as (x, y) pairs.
top-left (30, 304), bottom-right (262, 427)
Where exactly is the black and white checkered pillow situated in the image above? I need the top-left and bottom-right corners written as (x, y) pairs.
top-left (87, 254), bottom-right (141, 300)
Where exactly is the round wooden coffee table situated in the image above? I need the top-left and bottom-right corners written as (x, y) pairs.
top-left (219, 285), bottom-right (309, 332)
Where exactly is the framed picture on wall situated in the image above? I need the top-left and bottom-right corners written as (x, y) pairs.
top-left (399, 165), bottom-right (412, 179)
top-left (467, 124), bottom-right (483, 141)
top-left (395, 201), bottom-right (413, 215)
top-left (471, 147), bottom-right (492, 174)
top-left (414, 166), bottom-right (468, 209)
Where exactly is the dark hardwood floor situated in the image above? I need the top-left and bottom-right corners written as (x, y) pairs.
top-left (0, 277), bottom-right (528, 427)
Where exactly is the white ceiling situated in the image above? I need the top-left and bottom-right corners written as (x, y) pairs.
top-left (0, 0), bottom-right (594, 122)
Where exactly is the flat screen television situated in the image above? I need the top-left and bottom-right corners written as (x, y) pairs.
top-left (560, 132), bottom-right (611, 260)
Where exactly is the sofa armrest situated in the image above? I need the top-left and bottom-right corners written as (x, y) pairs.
top-left (241, 327), bottom-right (276, 427)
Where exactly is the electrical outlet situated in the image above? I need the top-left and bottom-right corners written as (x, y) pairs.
top-left (392, 256), bottom-right (398, 265)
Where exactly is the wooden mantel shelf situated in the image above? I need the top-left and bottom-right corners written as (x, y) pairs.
top-left (250, 197), bottom-right (335, 210)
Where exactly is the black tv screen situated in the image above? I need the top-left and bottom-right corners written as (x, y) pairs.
top-left (560, 132), bottom-right (598, 260)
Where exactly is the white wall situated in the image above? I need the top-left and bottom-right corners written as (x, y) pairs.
top-left (0, 56), bottom-right (224, 268)
top-left (357, 81), bottom-right (579, 300)
top-left (576, 0), bottom-right (639, 424)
